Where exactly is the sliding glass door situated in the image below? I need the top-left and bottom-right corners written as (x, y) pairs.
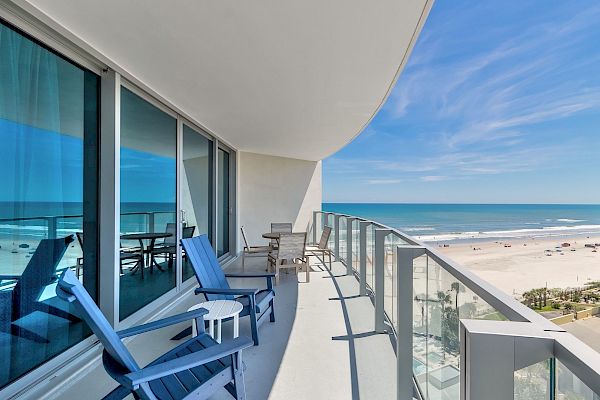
top-left (181, 125), bottom-right (213, 281)
top-left (0, 20), bottom-right (99, 389)
top-left (119, 87), bottom-right (177, 320)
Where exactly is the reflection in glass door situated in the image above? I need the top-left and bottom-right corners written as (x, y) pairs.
top-left (181, 125), bottom-right (213, 281)
top-left (217, 148), bottom-right (230, 257)
top-left (119, 87), bottom-right (177, 320)
top-left (0, 20), bottom-right (98, 389)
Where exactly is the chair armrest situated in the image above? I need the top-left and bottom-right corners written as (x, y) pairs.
top-left (0, 274), bottom-right (21, 281)
top-left (194, 287), bottom-right (258, 296)
top-left (225, 273), bottom-right (275, 291)
top-left (225, 273), bottom-right (275, 278)
top-left (117, 308), bottom-right (208, 339)
top-left (123, 336), bottom-right (254, 388)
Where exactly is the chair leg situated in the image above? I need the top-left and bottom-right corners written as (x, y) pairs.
top-left (306, 262), bottom-right (310, 283)
top-left (269, 297), bottom-right (275, 322)
top-left (233, 352), bottom-right (247, 399)
top-left (328, 251), bottom-right (332, 270)
top-left (249, 297), bottom-right (259, 346)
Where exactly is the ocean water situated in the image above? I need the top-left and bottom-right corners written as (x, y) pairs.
top-left (322, 203), bottom-right (600, 243)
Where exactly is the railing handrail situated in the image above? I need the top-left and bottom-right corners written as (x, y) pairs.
top-left (314, 210), bottom-right (600, 396)
top-left (0, 210), bottom-right (175, 223)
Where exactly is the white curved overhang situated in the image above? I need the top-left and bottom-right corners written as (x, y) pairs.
top-left (16, 0), bottom-right (432, 161)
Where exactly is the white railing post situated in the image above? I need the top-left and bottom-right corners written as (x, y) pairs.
top-left (46, 216), bottom-right (58, 239)
top-left (345, 217), bottom-right (357, 276)
top-left (460, 320), bottom-right (553, 400)
top-left (375, 228), bottom-right (391, 333)
top-left (396, 246), bottom-right (425, 400)
top-left (312, 211), bottom-right (318, 245)
top-left (359, 221), bottom-right (369, 296)
top-left (334, 214), bottom-right (341, 261)
top-left (148, 212), bottom-right (155, 233)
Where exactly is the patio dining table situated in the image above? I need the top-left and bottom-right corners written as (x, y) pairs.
top-left (261, 232), bottom-right (281, 240)
top-left (120, 232), bottom-right (173, 275)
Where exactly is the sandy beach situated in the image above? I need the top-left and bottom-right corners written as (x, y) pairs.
top-left (436, 235), bottom-right (600, 297)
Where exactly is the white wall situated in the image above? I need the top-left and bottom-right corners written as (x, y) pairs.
top-left (237, 152), bottom-right (322, 251)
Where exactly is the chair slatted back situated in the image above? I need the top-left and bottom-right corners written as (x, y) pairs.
top-left (240, 226), bottom-right (250, 249)
top-left (56, 269), bottom-right (140, 374)
top-left (14, 236), bottom-right (74, 318)
top-left (271, 222), bottom-right (292, 246)
top-left (181, 235), bottom-right (232, 300)
top-left (277, 232), bottom-right (306, 261)
top-left (76, 232), bottom-right (84, 248)
top-left (183, 226), bottom-right (196, 239)
top-left (318, 226), bottom-right (332, 250)
top-left (163, 222), bottom-right (177, 245)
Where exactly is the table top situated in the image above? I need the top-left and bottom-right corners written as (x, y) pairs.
top-left (262, 231), bottom-right (306, 239)
top-left (120, 232), bottom-right (173, 240)
top-left (189, 300), bottom-right (243, 320)
top-left (262, 232), bottom-right (281, 239)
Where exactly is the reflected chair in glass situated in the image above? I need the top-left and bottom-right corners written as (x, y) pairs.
top-left (181, 234), bottom-right (275, 346)
top-left (75, 231), bottom-right (84, 278)
top-left (56, 268), bottom-right (252, 400)
top-left (268, 232), bottom-right (309, 284)
top-left (79, 231), bottom-right (143, 275)
top-left (305, 226), bottom-right (333, 270)
top-left (150, 226), bottom-right (196, 269)
top-left (240, 226), bottom-right (271, 270)
top-left (0, 235), bottom-right (78, 343)
top-left (269, 222), bottom-right (292, 250)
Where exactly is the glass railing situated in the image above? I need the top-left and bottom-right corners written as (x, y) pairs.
top-left (312, 211), bottom-right (600, 400)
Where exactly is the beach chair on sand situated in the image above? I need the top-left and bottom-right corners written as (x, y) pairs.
top-left (56, 268), bottom-right (253, 400)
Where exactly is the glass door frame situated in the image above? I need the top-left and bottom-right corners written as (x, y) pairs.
top-left (215, 142), bottom-right (237, 261)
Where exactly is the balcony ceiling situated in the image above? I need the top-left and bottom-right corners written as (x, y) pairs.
top-left (19, 0), bottom-right (431, 161)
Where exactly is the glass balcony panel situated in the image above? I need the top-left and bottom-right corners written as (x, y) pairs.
top-left (557, 359), bottom-right (600, 400)
top-left (352, 220), bottom-right (360, 272)
top-left (327, 214), bottom-right (334, 250)
top-left (413, 255), bottom-right (507, 400)
top-left (514, 359), bottom-right (551, 400)
top-left (365, 224), bottom-right (375, 291)
top-left (339, 216), bottom-right (347, 263)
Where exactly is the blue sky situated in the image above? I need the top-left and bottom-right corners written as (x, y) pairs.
top-left (323, 1), bottom-right (600, 204)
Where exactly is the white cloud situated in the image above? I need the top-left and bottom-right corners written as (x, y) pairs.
top-left (366, 178), bottom-right (403, 185)
top-left (421, 175), bottom-right (447, 182)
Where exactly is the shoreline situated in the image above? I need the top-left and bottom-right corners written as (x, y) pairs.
top-left (436, 234), bottom-right (600, 297)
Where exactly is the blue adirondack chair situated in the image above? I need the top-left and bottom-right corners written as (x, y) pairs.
top-left (181, 235), bottom-right (275, 346)
top-left (0, 235), bottom-right (78, 343)
top-left (56, 268), bottom-right (253, 400)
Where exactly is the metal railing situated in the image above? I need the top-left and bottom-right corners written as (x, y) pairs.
top-left (312, 211), bottom-right (600, 400)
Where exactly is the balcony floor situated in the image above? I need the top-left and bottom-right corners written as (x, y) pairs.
top-left (54, 256), bottom-right (396, 400)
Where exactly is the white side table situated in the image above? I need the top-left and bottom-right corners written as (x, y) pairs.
top-left (188, 300), bottom-right (243, 343)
